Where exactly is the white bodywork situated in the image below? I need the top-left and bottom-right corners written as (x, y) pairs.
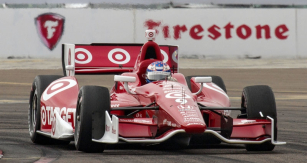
top-left (92, 111), bottom-right (119, 144)
top-left (51, 110), bottom-right (74, 139)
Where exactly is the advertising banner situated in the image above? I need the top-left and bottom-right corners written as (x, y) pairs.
top-left (0, 8), bottom-right (304, 59)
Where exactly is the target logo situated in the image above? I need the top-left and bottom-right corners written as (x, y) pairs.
top-left (165, 92), bottom-right (191, 104)
top-left (148, 32), bottom-right (154, 37)
top-left (41, 107), bottom-right (47, 125)
top-left (172, 50), bottom-right (178, 63)
top-left (108, 48), bottom-right (131, 64)
top-left (75, 48), bottom-right (93, 64)
top-left (51, 113), bottom-right (56, 135)
top-left (42, 79), bottom-right (77, 101)
top-left (160, 50), bottom-right (169, 63)
top-left (165, 92), bottom-right (191, 99)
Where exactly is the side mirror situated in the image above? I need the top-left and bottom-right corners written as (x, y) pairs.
top-left (114, 75), bottom-right (136, 83)
top-left (194, 77), bottom-right (212, 95)
top-left (114, 75), bottom-right (136, 94)
top-left (195, 77), bottom-right (212, 83)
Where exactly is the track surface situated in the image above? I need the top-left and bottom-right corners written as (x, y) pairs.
top-left (0, 69), bottom-right (306, 162)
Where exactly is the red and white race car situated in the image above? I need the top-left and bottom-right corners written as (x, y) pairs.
top-left (29, 30), bottom-right (285, 152)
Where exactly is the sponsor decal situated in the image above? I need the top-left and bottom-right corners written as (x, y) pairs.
top-left (184, 117), bottom-right (202, 123)
top-left (35, 13), bottom-right (65, 50)
top-left (165, 92), bottom-right (191, 104)
top-left (108, 48), bottom-right (131, 64)
top-left (51, 112), bottom-right (56, 135)
top-left (148, 32), bottom-right (154, 37)
top-left (238, 120), bottom-right (256, 124)
top-left (160, 50), bottom-right (169, 63)
top-left (135, 113), bottom-right (142, 118)
top-left (119, 119), bottom-right (152, 124)
top-left (145, 19), bottom-right (289, 40)
top-left (41, 106), bottom-right (75, 127)
top-left (163, 119), bottom-right (179, 127)
top-left (42, 79), bottom-right (77, 101)
top-left (177, 105), bottom-right (195, 111)
top-left (111, 104), bottom-right (120, 108)
top-left (106, 125), bottom-right (110, 131)
top-left (163, 84), bottom-right (191, 104)
top-left (172, 50), bottom-right (178, 63)
top-left (75, 48), bottom-right (93, 64)
top-left (112, 127), bottom-right (116, 134)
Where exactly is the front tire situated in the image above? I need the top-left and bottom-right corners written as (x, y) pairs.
top-left (240, 85), bottom-right (277, 151)
top-left (29, 75), bottom-right (70, 145)
top-left (74, 86), bottom-right (110, 153)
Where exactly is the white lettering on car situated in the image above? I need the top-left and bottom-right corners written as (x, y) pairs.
top-left (41, 106), bottom-right (75, 128)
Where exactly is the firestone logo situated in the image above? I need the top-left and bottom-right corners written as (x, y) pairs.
top-left (144, 19), bottom-right (289, 40)
top-left (35, 13), bottom-right (65, 50)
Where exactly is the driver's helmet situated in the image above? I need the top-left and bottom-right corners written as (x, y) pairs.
top-left (146, 61), bottom-right (171, 83)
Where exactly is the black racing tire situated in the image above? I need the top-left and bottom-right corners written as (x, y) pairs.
top-left (240, 85), bottom-right (277, 151)
top-left (29, 75), bottom-right (70, 145)
top-left (185, 75), bottom-right (227, 93)
top-left (74, 86), bottom-right (110, 153)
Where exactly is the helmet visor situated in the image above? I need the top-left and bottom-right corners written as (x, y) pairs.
top-left (147, 71), bottom-right (170, 81)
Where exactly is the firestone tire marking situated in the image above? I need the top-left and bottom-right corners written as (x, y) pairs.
top-left (42, 79), bottom-right (77, 101)
top-left (108, 48), bottom-right (131, 64)
top-left (160, 50), bottom-right (169, 63)
top-left (75, 48), bottom-right (93, 64)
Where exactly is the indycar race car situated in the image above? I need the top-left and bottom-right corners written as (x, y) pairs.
top-left (28, 30), bottom-right (286, 153)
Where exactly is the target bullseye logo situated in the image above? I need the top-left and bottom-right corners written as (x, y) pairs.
top-left (160, 50), bottom-right (169, 63)
top-left (75, 48), bottom-right (92, 64)
top-left (148, 32), bottom-right (154, 37)
top-left (108, 48), bottom-right (131, 64)
top-left (172, 50), bottom-right (178, 63)
top-left (41, 107), bottom-right (46, 125)
top-left (42, 79), bottom-right (77, 101)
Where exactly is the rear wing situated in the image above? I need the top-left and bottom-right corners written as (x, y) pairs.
top-left (62, 43), bottom-right (178, 76)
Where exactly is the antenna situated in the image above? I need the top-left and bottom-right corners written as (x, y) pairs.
top-left (172, 65), bottom-right (175, 74)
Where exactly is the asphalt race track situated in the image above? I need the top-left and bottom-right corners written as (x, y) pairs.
top-left (0, 68), bottom-right (306, 162)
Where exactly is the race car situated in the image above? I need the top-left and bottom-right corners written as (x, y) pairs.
top-left (28, 30), bottom-right (286, 153)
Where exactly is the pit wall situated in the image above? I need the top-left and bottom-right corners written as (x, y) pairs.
top-left (1, 8), bottom-right (306, 59)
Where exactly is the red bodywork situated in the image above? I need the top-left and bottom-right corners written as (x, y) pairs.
top-left (40, 40), bottom-right (272, 142)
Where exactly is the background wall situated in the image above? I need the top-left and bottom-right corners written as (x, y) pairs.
top-left (0, 8), bottom-right (305, 58)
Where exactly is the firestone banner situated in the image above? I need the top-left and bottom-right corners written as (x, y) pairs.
top-left (135, 9), bottom-right (296, 58)
top-left (0, 8), bottom-right (305, 58)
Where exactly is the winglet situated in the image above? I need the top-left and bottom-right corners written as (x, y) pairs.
top-left (62, 44), bottom-right (75, 76)
top-left (92, 111), bottom-right (119, 144)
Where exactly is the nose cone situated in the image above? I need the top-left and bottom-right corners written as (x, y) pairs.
top-left (184, 123), bottom-right (206, 134)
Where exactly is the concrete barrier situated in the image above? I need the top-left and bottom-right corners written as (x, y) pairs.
top-left (0, 8), bottom-right (305, 59)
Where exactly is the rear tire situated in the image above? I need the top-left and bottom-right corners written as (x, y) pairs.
top-left (185, 75), bottom-right (227, 93)
top-left (240, 85), bottom-right (277, 151)
top-left (29, 75), bottom-right (70, 145)
top-left (74, 86), bottom-right (110, 153)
